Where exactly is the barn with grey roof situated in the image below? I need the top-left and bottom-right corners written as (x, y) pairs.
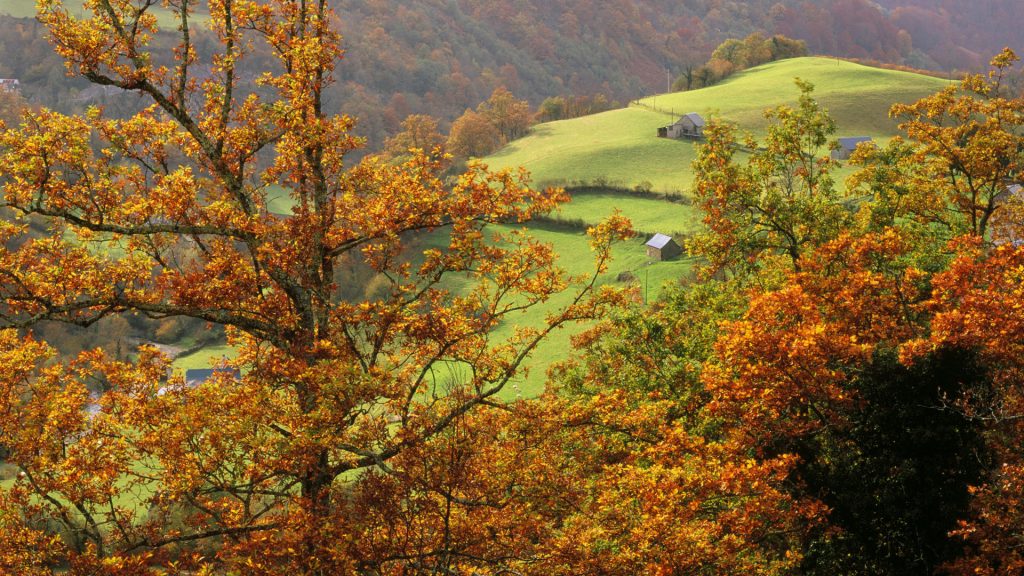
top-left (645, 233), bottom-right (682, 261)
top-left (832, 136), bottom-right (875, 160)
top-left (185, 367), bottom-right (241, 387)
top-left (658, 113), bottom-right (705, 140)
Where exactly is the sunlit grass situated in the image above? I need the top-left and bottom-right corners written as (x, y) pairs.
top-left (487, 57), bottom-right (950, 192)
top-left (171, 343), bottom-right (237, 372)
top-left (552, 190), bottom-right (699, 238)
top-left (158, 58), bottom-right (947, 398)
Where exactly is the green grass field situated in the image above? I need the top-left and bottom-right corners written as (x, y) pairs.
top-left (172, 343), bottom-right (237, 371)
top-left (481, 224), bottom-right (694, 396)
top-left (166, 216), bottom-right (694, 398)
top-left (487, 57), bottom-right (950, 192)
top-left (486, 108), bottom-right (701, 194)
top-left (551, 191), bottom-right (699, 238)
top-left (169, 57), bottom-right (949, 397)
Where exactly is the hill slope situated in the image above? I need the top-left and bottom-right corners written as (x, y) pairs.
top-left (487, 57), bottom-right (951, 192)
top-left (463, 57), bottom-right (952, 392)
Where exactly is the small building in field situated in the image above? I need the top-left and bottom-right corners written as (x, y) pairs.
top-left (646, 233), bottom-right (682, 261)
top-left (185, 367), bottom-right (241, 387)
top-left (0, 79), bottom-right (20, 93)
top-left (998, 183), bottom-right (1023, 202)
top-left (658, 112), bottom-right (705, 139)
top-left (832, 136), bottom-right (874, 160)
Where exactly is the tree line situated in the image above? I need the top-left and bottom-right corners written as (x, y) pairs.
top-left (672, 32), bottom-right (809, 92)
top-left (3, 0), bottom-right (1022, 158)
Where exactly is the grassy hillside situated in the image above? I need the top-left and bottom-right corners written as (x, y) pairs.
top-left (488, 57), bottom-right (951, 192)
top-left (458, 57), bottom-right (952, 393)
top-left (486, 109), bottom-right (700, 194)
top-left (175, 57), bottom-right (949, 397)
top-left (639, 57), bottom-right (951, 140)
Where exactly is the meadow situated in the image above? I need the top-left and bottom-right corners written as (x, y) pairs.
top-left (170, 220), bottom-right (695, 397)
top-left (488, 57), bottom-right (951, 192)
top-left (166, 57), bottom-right (948, 396)
top-left (548, 189), bottom-right (698, 238)
top-left (484, 108), bottom-right (701, 194)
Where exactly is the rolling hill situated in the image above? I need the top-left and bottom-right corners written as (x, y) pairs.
top-left (458, 57), bottom-right (952, 393)
top-left (487, 57), bottom-right (952, 192)
top-left (91, 57), bottom-right (960, 396)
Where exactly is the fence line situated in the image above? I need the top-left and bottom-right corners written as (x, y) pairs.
top-left (630, 100), bottom-right (678, 117)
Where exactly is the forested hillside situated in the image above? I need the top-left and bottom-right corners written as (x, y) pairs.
top-left (1, 0), bottom-right (1021, 151)
top-left (874, 0), bottom-right (1024, 69)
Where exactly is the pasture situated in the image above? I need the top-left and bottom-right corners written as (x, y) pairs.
top-left (173, 57), bottom-right (949, 396)
top-left (487, 57), bottom-right (951, 192)
top-left (169, 208), bottom-right (697, 397)
top-left (549, 189), bottom-right (698, 238)
top-left (485, 108), bottom-right (702, 193)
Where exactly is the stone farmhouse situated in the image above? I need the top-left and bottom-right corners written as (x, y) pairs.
top-left (658, 113), bottom-right (705, 140)
top-left (645, 233), bottom-right (682, 261)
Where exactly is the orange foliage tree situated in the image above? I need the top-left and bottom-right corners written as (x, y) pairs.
top-left (477, 87), bottom-right (532, 143)
top-left (382, 113), bottom-right (446, 161)
top-left (906, 241), bottom-right (1024, 575)
top-left (890, 48), bottom-right (1024, 238)
top-left (629, 53), bottom-right (1024, 573)
top-left (0, 0), bottom-right (630, 573)
top-left (446, 108), bottom-right (501, 158)
top-left (530, 280), bottom-right (828, 575)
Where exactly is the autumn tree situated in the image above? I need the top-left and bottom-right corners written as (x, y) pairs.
top-left (536, 94), bottom-right (613, 123)
top-left (0, 0), bottom-right (629, 574)
top-left (447, 108), bottom-right (501, 158)
top-left (710, 37), bottom-right (748, 70)
top-left (533, 229), bottom-right (981, 575)
top-left (382, 113), bottom-right (445, 161)
top-left (890, 48), bottom-right (1024, 239)
top-left (677, 34), bottom-right (807, 92)
top-left (532, 279), bottom-right (826, 575)
top-left (767, 34), bottom-right (809, 60)
top-left (0, 89), bottom-right (26, 128)
top-left (697, 228), bottom-right (999, 575)
top-left (740, 32), bottom-right (774, 67)
top-left (693, 54), bottom-right (1024, 573)
top-left (690, 79), bottom-right (849, 274)
top-left (683, 58), bottom-right (1024, 572)
top-left (536, 95), bottom-right (567, 122)
top-left (477, 86), bottom-right (532, 143)
top-left (904, 241), bottom-right (1024, 575)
